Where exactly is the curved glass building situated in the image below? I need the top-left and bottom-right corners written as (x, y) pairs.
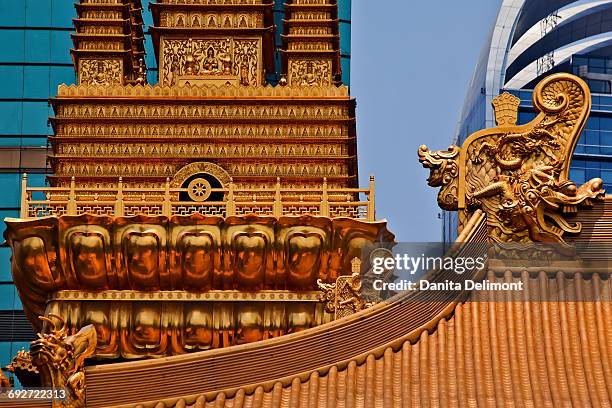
top-left (449, 0), bottom-right (612, 241)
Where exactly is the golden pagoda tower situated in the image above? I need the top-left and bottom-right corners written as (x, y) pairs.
top-left (3, 1), bottom-right (393, 406)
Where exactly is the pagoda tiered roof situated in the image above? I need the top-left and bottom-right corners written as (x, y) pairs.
top-left (71, 0), bottom-right (147, 85)
top-left (281, 0), bottom-right (342, 86)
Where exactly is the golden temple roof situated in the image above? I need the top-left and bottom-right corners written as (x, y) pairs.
top-left (3, 0), bottom-right (612, 405)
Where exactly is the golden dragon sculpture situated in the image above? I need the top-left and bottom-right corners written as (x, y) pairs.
top-left (5, 315), bottom-right (97, 408)
top-left (419, 73), bottom-right (605, 245)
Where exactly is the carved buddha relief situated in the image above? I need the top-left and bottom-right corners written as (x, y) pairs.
top-left (161, 37), bottom-right (260, 86)
top-left (289, 59), bottom-right (332, 87)
top-left (79, 59), bottom-right (122, 86)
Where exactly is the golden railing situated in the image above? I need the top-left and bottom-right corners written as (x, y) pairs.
top-left (20, 174), bottom-right (376, 221)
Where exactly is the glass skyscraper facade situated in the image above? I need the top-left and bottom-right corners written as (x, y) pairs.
top-left (0, 0), bottom-right (351, 375)
top-left (448, 0), bottom-right (612, 242)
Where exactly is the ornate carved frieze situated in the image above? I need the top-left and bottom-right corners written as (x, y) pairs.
top-left (53, 161), bottom-right (347, 179)
top-left (81, 10), bottom-right (122, 19)
top-left (54, 102), bottom-right (349, 120)
top-left (289, 59), bottom-right (332, 87)
top-left (150, 0), bottom-right (275, 83)
top-left (161, 37), bottom-right (261, 86)
top-left (54, 122), bottom-right (350, 142)
top-left (159, 11), bottom-right (264, 29)
top-left (55, 83), bottom-right (350, 97)
top-left (78, 59), bottom-right (123, 86)
top-left (289, 26), bottom-right (332, 35)
top-left (159, 0), bottom-right (264, 4)
top-left (419, 73), bottom-right (605, 245)
top-left (53, 123), bottom-right (349, 139)
top-left (54, 142), bottom-right (347, 158)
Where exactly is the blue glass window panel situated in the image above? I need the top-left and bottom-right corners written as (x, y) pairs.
top-left (50, 66), bottom-right (76, 89)
top-left (0, 248), bottom-right (12, 283)
top-left (22, 102), bottom-right (49, 135)
top-left (341, 56), bottom-right (350, 86)
top-left (339, 21), bottom-right (351, 56)
top-left (51, 31), bottom-right (73, 64)
top-left (573, 56), bottom-right (587, 67)
top-left (0, 103), bottom-right (22, 135)
top-left (0, 174), bottom-right (21, 208)
top-left (51, 0), bottom-right (77, 27)
top-left (518, 112), bottom-right (535, 125)
top-left (13, 287), bottom-right (22, 310)
top-left (0, 211), bottom-right (19, 238)
top-left (586, 130), bottom-right (600, 144)
top-left (602, 170), bottom-right (612, 184)
top-left (587, 116), bottom-right (600, 130)
top-left (26, 0), bottom-right (52, 27)
top-left (274, 11), bottom-right (283, 46)
top-left (144, 35), bottom-right (157, 70)
top-left (12, 342), bottom-right (32, 355)
top-left (28, 173), bottom-right (47, 188)
top-left (1, 67), bottom-right (24, 99)
top-left (0, 137), bottom-right (22, 147)
top-left (23, 66), bottom-right (51, 99)
top-left (0, 284), bottom-right (16, 310)
top-left (141, 0), bottom-right (154, 27)
top-left (147, 69), bottom-right (159, 85)
top-left (25, 30), bottom-right (51, 63)
top-left (20, 137), bottom-right (48, 147)
top-left (586, 168), bottom-right (601, 180)
top-left (0, 343), bottom-right (11, 370)
top-left (588, 79), bottom-right (610, 93)
top-left (338, 0), bottom-right (351, 21)
top-left (0, 1), bottom-right (25, 26)
top-left (602, 132), bottom-right (612, 155)
top-left (0, 30), bottom-right (25, 63)
top-left (570, 168), bottom-right (586, 185)
top-left (584, 130), bottom-right (599, 154)
top-left (601, 118), bottom-right (612, 131)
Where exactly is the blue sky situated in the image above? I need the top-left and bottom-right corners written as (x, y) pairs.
top-left (351, 1), bottom-right (502, 241)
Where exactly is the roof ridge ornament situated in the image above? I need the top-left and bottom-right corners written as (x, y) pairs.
top-left (419, 73), bottom-right (605, 246)
top-left (492, 91), bottom-right (521, 126)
